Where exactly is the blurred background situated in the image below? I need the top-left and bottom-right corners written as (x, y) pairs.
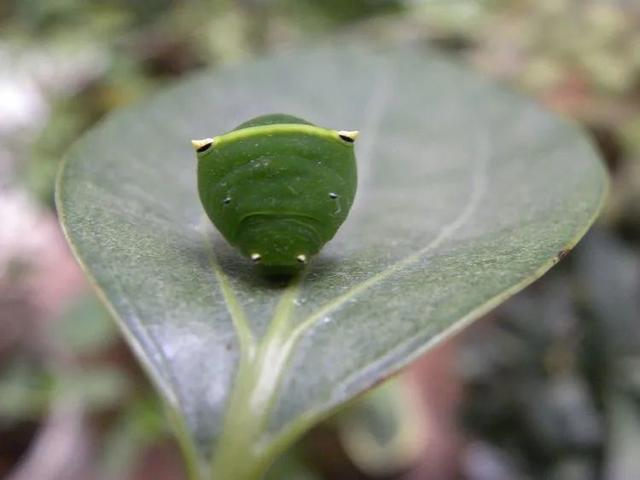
top-left (1, 1), bottom-right (639, 479)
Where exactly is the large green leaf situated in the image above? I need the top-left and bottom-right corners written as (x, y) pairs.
top-left (56, 44), bottom-right (607, 479)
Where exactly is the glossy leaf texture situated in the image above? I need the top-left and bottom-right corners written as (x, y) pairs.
top-left (56, 45), bottom-right (607, 477)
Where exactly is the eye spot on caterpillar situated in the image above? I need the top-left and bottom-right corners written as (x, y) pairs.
top-left (192, 138), bottom-right (214, 153)
top-left (223, 197), bottom-right (231, 205)
top-left (337, 130), bottom-right (359, 143)
top-left (329, 192), bottom-right (338, 199)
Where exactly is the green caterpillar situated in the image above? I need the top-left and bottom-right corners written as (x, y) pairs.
top-left (192, 114), bottom-right (358, 274)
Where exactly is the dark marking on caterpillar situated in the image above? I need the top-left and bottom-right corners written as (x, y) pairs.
top-left (197, 142), bottom-right (212, 153)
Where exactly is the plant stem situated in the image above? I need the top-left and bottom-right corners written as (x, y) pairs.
top-left (209, 278), bottom-right (303, 480)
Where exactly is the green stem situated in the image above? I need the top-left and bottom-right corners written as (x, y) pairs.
top-left (209, 277), bottom-right (303, 480)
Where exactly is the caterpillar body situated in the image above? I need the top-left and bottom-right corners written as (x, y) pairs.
top-left (193, 114), bottom-right (358, 274)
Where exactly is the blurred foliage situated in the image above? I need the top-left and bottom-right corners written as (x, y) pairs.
top-left (1, 0), bottom-right (640, 479)
top-left (99, 396), bottom-right (170, 479)
top-left (0, 359), bottom-right (52, 421)
top-left (266, 450), bottom-right (322, 480)
top-left (0, 291), bottom-right (175, 478)
top-left (50, 294), bottom-right (118, 354)
top-left (332, 378), bottom-right (426, 477)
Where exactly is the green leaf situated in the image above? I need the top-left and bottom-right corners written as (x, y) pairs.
top-left (56, 44), bottom-right (607, 479)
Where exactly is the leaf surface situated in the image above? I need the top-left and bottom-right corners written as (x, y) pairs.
top-left (56, 45), bottom-right (607, 476)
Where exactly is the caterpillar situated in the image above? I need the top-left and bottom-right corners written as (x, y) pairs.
top-left (193, 114), bottom-right (358, 274)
